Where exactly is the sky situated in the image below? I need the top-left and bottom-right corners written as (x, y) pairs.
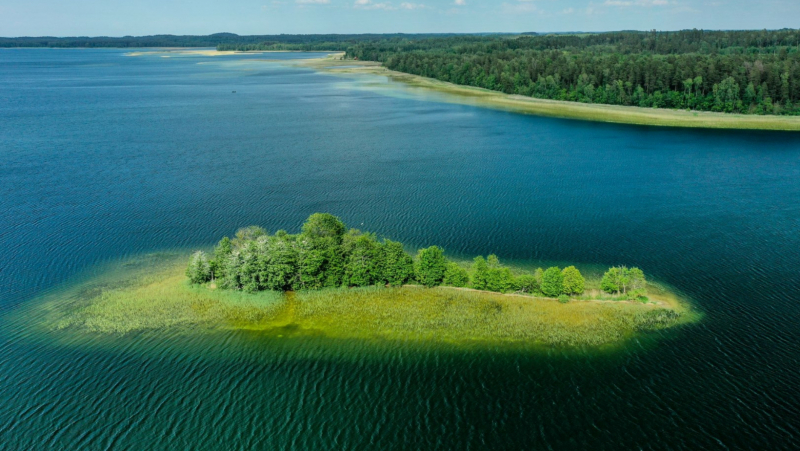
top-left (0, 0), bottom-right (797, 37)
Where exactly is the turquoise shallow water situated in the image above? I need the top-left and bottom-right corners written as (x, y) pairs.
top-left (1, 49), bottom-right (799, 449)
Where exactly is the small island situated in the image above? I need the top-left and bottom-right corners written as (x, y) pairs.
top-left (42, 214), bottom-right (695, 349)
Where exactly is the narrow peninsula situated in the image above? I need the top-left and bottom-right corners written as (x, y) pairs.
top-left (40, 214), bottom-right (696, 349)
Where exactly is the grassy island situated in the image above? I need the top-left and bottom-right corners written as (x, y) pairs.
top-left (35, 214), bottom-right (696, 349)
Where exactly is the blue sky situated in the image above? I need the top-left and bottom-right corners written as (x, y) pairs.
top-left (1, 0), bottom-right (797, 37)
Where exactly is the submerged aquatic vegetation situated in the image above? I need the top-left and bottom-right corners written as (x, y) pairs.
top-left (35, 253), bottom-right (697, 349)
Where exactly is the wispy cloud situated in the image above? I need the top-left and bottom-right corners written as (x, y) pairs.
top-left (296, 0), bottom-right (330, 4)
top-left (501, 0), bottom-right (539, 14)
top-left (354, 0), bottom-right (395, 9)
top-left (453, 0), bottom-right (466, 5)
top-left (400, 2), bottom-right (427, 9)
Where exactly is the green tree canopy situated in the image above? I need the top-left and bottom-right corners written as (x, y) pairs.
top-left (415, 246), bottom-right (448, 287)
top-left (443, 262), bottom-right (469, 287)
top-left (471, 256), bottom-right (489, 290)
top-left (516, 274), bottom-right (539, 294)
top-left (561, 266), bottom-right (585, 295)
top-left (601, 266), bottom-right (647, 296)
top-left (190, 213), bottom-right (648, 300)
top-left (541, 266), bottom-right (564, 297)
top-left (302, 213), bottom-right (346, 243)
top-left (186, 251), bottom-right (212, 284)
top-left (484, 255), bottom-right (517, 293)
top-left (381, 240), bottom-right (415, 286)
top-left (343, 233), bottom-right (382, 287)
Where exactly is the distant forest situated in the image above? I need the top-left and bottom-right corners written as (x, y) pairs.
top-left (0, 33), bottom-right (457, 49)
top-left (224, 29), bottom-right (800, 116)
top-left (5, 30), bottom-right (800, 115)
top-left (343, 30), bottom-right (800, 116)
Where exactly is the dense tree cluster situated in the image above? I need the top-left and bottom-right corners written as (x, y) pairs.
top-left (601, 266), bottom-right (647, 299)
top-left (344, 30), bottom-right (800, 115)
top-left (187, 214), bottom-right (645, 301)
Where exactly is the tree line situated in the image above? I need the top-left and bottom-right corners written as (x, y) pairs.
top-left (11, 29), bottom-right (799, 115)
top-left (187, 213), bottom-right (647, 301)
top-left (343, 30), bottom-right (800, 116)
top-left (0, 33), bottom-right (458, 49)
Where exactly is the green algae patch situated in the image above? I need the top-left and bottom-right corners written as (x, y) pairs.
top-left (30, 253), bottom-right (697, 350)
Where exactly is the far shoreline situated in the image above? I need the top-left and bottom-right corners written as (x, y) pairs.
top-left (296, 53), bottom-right (800, 131)
top-left (118, 48), bottom-right (800, 130)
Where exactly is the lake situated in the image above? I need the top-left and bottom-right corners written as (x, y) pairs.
top-left (1, 49), bottom-right (799, 449)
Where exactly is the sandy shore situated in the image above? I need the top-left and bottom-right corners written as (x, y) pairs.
top-left (124, 49), bottom-right (306, 57)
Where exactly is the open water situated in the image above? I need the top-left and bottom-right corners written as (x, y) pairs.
top-left (1, 49), bottom-right (799, 450)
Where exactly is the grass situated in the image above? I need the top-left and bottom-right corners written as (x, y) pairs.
top-left (34, 253), bottom-right (698, 349)
top-left (298, 54), bottom-right (800, 131)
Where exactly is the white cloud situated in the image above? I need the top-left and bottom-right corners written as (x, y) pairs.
top-left (354, 0), bottom-right (395, 9)
top-left (400, 2), bottom-right (427, 9)
top-left (296, 0), bottom-right (330, 3)
top-left (454, 0), bottom-right (466, 5)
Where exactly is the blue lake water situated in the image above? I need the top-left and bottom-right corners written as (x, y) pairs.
top-left (1, 49), bottom-right (800, 449)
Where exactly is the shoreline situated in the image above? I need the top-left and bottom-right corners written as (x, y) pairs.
top-left (297, 53), bottom-right (800, 131)
top-left (22, 252), bottom-right (697, 349)
top-left (124, 49), bottom-right (328, 57)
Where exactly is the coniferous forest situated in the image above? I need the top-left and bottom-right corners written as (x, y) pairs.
top-left (218, 29), bottom-right (800, 115)
top-left (342, 30), bottom-right (800, 115)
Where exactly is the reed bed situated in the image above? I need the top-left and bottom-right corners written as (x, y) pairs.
top-left (40, 257), bottom-right (694, 348)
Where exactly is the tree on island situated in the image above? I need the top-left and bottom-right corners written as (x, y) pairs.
top-left (381, 240), bottom-right (415, 286)
top-left (415, 246), bottom-right (447, 288)
top-left (540, 267), bottom-right (564, 297)
top-left (187, 213), bottom-right (642, 301)
top-left (443, 262), bottom-right (469, 287)
top-left (516, 274), bottom-right (539, 294)
top-left (186, 251), bottom-right (212, 284)
top-left (471, 256), bottom-right (489, 290)
top-left (601, 266), bottom-right (647, 297)
top-left (342, 233), bottom-right (382, 287)
top-left (561, 266), bottom-right (586, 295)
top-left (484, 255), bottom-right (517, 293)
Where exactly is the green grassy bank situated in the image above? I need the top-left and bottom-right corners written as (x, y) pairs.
top-left (31, 253), bottom-right (698, 349)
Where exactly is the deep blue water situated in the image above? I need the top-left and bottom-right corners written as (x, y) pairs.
top-left (1, 49), bottom-right (800, 449)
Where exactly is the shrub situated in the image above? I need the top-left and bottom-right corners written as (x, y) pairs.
top-left (558, 294), bottom-right (570, 304)
top-left (516, 274), bottom-right (540, 294)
